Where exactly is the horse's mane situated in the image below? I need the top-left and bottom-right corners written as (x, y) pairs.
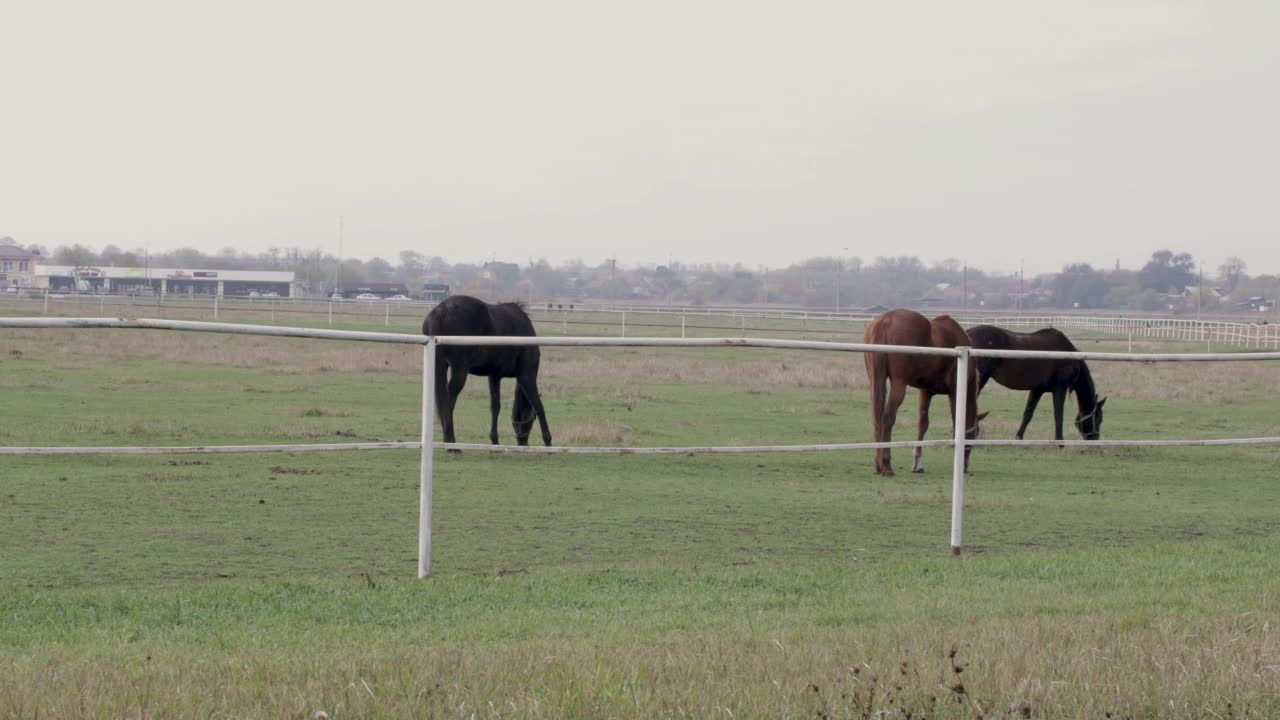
top-left (495, 300), bottom-right (529, 315)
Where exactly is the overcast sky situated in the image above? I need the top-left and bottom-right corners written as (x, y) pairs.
top-left (3, 1), bottom-right (1277, 276)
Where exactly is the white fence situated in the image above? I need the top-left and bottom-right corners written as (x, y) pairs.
top-left (3, 317), bottom-right (1280, 577)
top-left (6, 290), bottom-right (1279, 347)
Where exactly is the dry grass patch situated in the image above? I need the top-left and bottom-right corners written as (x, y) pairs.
top-left (3, 616), bottom-right (1278, 719)
top-left (6, 329), bottom-right (420, 374)
top-left (543, 351), bottom-right (864, 389)
top-left (1093, 360), bottom-right (1280, 404)
top-left (553, 420), bottom-right (634, 446)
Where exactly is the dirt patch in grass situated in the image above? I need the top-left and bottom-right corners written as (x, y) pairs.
top-left (299, 408), bottom-right (354, 418)
top-left (269, 466), bottom-right (320, 475)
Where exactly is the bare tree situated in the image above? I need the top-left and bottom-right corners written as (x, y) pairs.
top-left (1218, 256), bottom-right (1248, 292)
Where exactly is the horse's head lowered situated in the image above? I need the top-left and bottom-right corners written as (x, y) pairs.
top-left (963, 410), bottom-right (991, 468)
top-left (1074, 396), bottom-right (1106, 440)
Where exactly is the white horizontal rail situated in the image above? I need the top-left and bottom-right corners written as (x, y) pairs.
top-left (3, 317), bottom-right (1279, 362)
top-left (970, 348), bottom-right (1280, 362)
top-left (969, 436), bottom-right (1280, 448)
top-left (0, 317), bottom-right (427, 344)
top-left (0, 442), bottom-right (420, 455)
top-left (7, 435), bottom-right (1280, 456)
top-left (0, 439), bottom-right (957, 456)
top-left (0, 317), bottom-right (961, 356)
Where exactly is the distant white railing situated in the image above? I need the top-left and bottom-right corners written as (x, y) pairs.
top-left (6, 290), bottom-right (1278, 346)
top-left (3, 317), bottom-right (1279, 576)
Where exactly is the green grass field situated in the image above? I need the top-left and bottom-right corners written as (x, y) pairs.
top-left (2, 318), bottom-right (1280, 718)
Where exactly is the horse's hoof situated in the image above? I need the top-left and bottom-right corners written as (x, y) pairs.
top-left (881, 468), bottom-right (895, 477)
top-left (912, 467), bottom-right (925, 474)
top-left (446, 448), bottom-right (462, 455)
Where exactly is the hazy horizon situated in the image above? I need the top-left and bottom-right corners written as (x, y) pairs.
top-left (3, 1), bottom-right (1277, 277)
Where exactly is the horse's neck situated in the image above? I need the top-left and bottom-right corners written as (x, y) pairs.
top-left (1072, 363), bottom-right (1098, 410)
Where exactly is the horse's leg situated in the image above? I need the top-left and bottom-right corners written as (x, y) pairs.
top-left (442, 366), bottom-right (469, 452)
top-left (516, 371), bottom-right (552, 447)
top-left (487, 375), bottom-right (502, 445)
top-left (879, 378), bottom-right (908, 477)
top-left (912, 390), bottom-right (932, 473)
top-left (1016, 389), bottom-right (1045, 440)
top-left (1051, 388), bottom-right (1067, 446)
top-left (434, 360), bottom-right (457, 449)
top-left (867, 354), bottom-right (888, 474)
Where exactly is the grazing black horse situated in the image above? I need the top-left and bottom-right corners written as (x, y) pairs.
top-left (966, 325), bottom-right (1106, 441)
top-left (423, 296), bottom-right (552, 448)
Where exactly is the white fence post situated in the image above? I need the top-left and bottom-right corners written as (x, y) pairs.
top-left (385, 303), bottom-right (390, 327)
top-left (681, 314), bottom-right (686, 338)
top-left (419, 337), bottom-right (437, 578)
top-left (43, 289), bottom-right (49, 314)
top-left (950, 346), bottom-right (971, 556)
top-left (328, 301), bottom-right (333, 326)
top-left (621, 311), bottom-right (626, 337)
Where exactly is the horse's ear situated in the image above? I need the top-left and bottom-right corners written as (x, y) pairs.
top-left (1097, 396), bottom-right (1107, 407)
top-left (976, 411), bottom-right (990, 422)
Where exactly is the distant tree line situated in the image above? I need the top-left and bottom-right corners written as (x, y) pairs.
top-left (11, 238), bottom-right (1277, 312)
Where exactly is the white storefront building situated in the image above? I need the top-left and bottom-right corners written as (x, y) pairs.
top-left (36, 265), bottom-right (297, 297)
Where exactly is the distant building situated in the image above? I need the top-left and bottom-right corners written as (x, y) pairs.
top-left (422, 282), bottom-right (450, 302)
top-left (335, 282), bottom-right (409, 299)
top-left (0, 244), bottom-right (39, 290)
top-left (36, 265), bottom-right (296, 296)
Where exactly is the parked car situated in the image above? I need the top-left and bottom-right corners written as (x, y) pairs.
top-left (330, 293), bottom-right (344, 300)
top-left (248, 291), bottom-right (261, 298)
top-left (355, 293), bottom-right (380, 301)
top-left (262, 291), bottom-right (280, 298)
top-left (387, 294), bottom-right (411, 301)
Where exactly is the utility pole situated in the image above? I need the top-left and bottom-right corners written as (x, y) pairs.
top-left (1197, 267), bottom-right (1203, 320)
top-left (333, 216), bottom-right (344, 293)
top-left (835, 247), bottom-right (848, 313)
top-left (1018, 259), bottom-right (1025, 315)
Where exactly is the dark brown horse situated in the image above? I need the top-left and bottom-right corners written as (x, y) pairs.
top-left (966, 325), bottom-right (1106, 441)
top-left (423, 295), bottom-right (552, 448)
top-left (864, 309), bottom-right (987, 476)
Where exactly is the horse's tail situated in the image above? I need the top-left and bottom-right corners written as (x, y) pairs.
top-left (864, 319), bottom-right (889, 441)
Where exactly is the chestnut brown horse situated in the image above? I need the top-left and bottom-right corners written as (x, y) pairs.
top-left (864, 309), bottom-right (987, 476)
